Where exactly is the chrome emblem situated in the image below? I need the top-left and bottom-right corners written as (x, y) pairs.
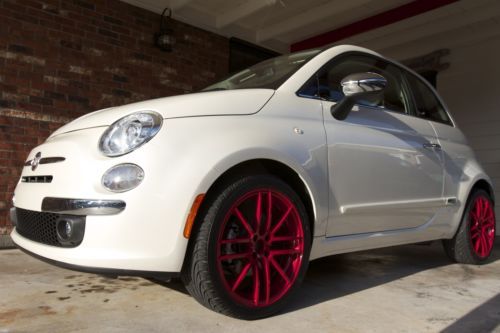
top-left (31, 152), bottom-right (42, 171)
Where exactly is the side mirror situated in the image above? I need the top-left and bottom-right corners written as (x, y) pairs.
top-left (331, 72), bottom-right (387, 120)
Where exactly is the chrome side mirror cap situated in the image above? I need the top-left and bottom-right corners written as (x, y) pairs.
top-left (331, 72), bottom-right (387, 121)
top-left (341, 72), bottom-right (387, 97)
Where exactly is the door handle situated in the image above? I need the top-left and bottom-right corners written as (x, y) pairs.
top-left (423, 143), bottom-right (442, 150)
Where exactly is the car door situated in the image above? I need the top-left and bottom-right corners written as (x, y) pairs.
top-left (402, 69), bottom-right (464, 211)
top-left (299, 53), bottom-right (446, 236)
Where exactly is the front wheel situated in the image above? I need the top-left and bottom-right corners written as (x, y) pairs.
top-left (182, 175), bottom-right (311, 319)
top-left (443, 189), bottom-right (496, 264)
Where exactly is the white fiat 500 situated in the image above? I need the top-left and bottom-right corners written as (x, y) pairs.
top-left (11, 45), bottom-right (496, 319)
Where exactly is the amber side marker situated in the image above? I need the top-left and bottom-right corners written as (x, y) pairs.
top-left (183, 194), bottom-right (205, 239)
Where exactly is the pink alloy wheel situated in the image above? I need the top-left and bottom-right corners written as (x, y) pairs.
top-left (469, 195), bottom-right (496, 258)
top-left (216, 189), bottom-right (304, 307)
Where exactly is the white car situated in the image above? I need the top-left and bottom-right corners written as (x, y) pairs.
top-left (10, 45), bottom-right (496, 319)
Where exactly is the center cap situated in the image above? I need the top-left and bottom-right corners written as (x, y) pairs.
top-left (255, 239), bottom-right (266, 254)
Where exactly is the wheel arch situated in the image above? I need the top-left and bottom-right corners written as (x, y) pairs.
top-left (442, 176), bottom-right (496, 240)
top-left (199, 159), bottom-right (317, 238)
top-left (470, 179), bottom-right (495, 204)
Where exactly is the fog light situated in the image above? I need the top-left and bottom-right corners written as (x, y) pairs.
top-left (55, 216), bottom-right (86, 247)
top-left (65, 221), bottom-right (73, 238)
top-left (57, 219), bottom-right (73, 240)
top-left (102, 163), bottom-right (144, 192)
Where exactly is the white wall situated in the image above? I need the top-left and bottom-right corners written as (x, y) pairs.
top-left (437, 38), bottom-right (500, 233)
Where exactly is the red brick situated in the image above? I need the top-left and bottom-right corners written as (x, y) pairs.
top-left (0, 0), bottom-right (229, 234)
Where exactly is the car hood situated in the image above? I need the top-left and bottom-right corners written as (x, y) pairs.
top-left (50, 89), bottom-right (275, 137)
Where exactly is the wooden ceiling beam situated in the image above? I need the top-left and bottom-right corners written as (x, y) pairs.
top-left (216, 0), bottom-right (277, 29)
top-left (290, 0), bottom-right (459, 52)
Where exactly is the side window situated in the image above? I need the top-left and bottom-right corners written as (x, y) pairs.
top-left (405, 73), bottom-right (452, 125)
top-left (298, 54), bottom-right (410, 114)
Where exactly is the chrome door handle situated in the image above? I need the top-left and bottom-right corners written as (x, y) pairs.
top-left (423, 143), bottom-right (442, 150)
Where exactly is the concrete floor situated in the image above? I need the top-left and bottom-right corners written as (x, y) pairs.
top-left (0, 240), bottom-right (499, 333)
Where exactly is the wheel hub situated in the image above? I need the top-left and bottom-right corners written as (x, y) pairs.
top-left (252, 236), bottom-right (270, 256)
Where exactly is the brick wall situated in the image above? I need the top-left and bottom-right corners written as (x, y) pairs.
top-left (0, 0), bottom-right (230, 235)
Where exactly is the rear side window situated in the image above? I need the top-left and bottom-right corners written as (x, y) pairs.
top-left (405, 73), bottom-right (452, 126)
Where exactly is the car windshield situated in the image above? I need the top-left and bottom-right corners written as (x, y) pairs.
top-left (203, 48), bottom-right (322, 91)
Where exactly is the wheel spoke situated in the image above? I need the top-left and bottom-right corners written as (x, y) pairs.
top-left (270, 235), bottom-right (303, 243)
top-left (263, 257), bottom-right (271, 304)
top-left (220, 238), bottom-right (251, 244)
top-left (232, 262), bottom-right (252, 291)
top-left (271, 205), bottom-right (293, 236)
top-left (481, 198), bottom-right (489, 220)
top-left (482, 221), bottom-right (495, 229)
top-left (475, 199), bottom-right (482, 221)
top-left (471, 223), bottom-right (479, 232)
top-left (471, 230), bottom-right (480, 239)
top-left (255, 192), bottom-right (262, 233)
top-left (265, 191), bottom-right (272, 233)
top-left (486, 207), bottom-right (495, 221)
top-left (271, 248), bottom-right (301, 256)
top-left (474, 238), bottom-right (481, 253)
top-left (219, 252), bottom-right (252, 261)
top-left (487, 233), bottom-right (495, 248)
top-left (270, 257), bottom-right (290, 285)
top-left (486, 214), bottom-right (495, 224)
top-left (483, 236), bottom-right (490, 256)
top-left (479, 234), bottom-right (487, 256)
top-left (253, 262), bottom-right (260, 305)
top-left (234, 208), bottom-right (254, 236)
top-left (470, 211), bottom-right (479, 222)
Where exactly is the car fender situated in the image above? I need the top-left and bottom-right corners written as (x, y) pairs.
top-left (155, 113), bottom-right (329, 238)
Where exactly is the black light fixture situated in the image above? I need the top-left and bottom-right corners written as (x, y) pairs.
top-left (155, 8), bottom-right (175, 52)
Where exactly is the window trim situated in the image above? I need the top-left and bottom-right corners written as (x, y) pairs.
top-left (296, 51), bottom-right (455, 127)
top-left (402, 69), bottom-right (454, 127)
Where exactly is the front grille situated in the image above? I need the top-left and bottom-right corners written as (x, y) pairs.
top-left (15, 208), bottom-right (85, 247)
top-left (22, 175), bottom-right (53, 183)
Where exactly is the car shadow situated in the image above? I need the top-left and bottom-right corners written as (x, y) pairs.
top-left (281, 238), bottom-right (499, 315)
top-left (440, 292), bottom-right (500, 333)
top-left (149, 238), bottom-right (499, 316)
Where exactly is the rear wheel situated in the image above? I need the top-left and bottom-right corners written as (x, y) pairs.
top-left (182, 175), bottom-right (311, 319)
top-left (443, 189), bottom-right (496, 264)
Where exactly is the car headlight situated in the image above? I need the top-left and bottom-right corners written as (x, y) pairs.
top-left (99, 111), bottom-right (163, 157)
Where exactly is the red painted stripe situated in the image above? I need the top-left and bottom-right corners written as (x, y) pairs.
top-left (290, 0), bottom-right (459, 52)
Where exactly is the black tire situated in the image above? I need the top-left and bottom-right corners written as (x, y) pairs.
top-left (181, 175), bottom-right (311, 319)
top-left (443, 189), bottom-right (496, 264)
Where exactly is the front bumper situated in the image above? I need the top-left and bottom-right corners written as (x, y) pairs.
top-left (16, 243), bottom-right (179, 279)
top-left (41, 197), bottom-right (126, 215)
top-left (12, 199), bottom-right (125, 248)
top-left (11, 126), bottom-right (198, 273)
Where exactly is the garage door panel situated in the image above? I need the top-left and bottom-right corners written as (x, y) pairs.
top-left (458, 121), bottom-right (500, 138)
top-left (468, 136), bottom-right (500, 151)
top-left (482, 163), bottom-right (500, 179)
top-left (474, 150), bottom-right (500, 164)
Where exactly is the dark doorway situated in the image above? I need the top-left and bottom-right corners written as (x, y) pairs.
top-left (229, 38), bottom-right (280, 73)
